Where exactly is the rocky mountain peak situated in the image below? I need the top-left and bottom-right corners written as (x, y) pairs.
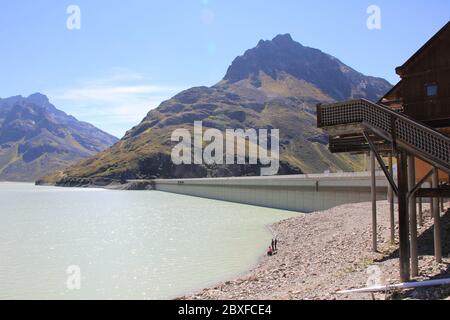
top-left (0, 94), bottom-right (118, 181)
top-left (26, 93), bottom-right (50, 106)
top-left (39, 34), bottom-right (392, 184)
top-left (223, 34), bottom-right (391, 101)
top-left (256, 33), bottom-right (298, 48)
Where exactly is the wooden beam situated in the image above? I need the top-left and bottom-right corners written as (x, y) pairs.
top-left (370, 150), bottom-right (377, 253)
top-left (397, 151), bottom-right (410, 282)
top-left (363, 131), bottom-right (398, 196)
top-left (407, 155), bottom-right (418, 277)
top-left (418, 197), bottom-right (423, 227)
top-left (432, 168), bottom-right (442, 263)
top-left (416, 188), bottom-right (450, 198)
top-left (388, 153), bottom-right (395, 244)
top-left (316, 103), bottom-right (322, 127)
top-left (408, 169), bottom-right (434, 199)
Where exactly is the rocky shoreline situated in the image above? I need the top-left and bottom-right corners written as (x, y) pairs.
top-left (181, 201), bottom-right (450, 300)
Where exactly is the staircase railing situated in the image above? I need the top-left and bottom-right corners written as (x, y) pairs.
top-left (317, 99), bottom-right (450, 173)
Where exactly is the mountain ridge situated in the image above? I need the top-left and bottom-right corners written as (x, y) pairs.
top-left (222, 33), bottom-right (391, 101)
top-left (0, 93), bottom-right (118, 181)
top-left (39, 34), bottom-right (392, 185)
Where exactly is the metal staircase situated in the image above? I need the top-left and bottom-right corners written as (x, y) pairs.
top-left (317, 99), bottom-right (450, 174)
top-left (317, 98), bottom-right (450, 282)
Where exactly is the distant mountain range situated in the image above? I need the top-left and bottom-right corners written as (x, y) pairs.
top-left (40, 34), bottom-right (392, 185)
top-left (0, 93), bottom-right (118, 181)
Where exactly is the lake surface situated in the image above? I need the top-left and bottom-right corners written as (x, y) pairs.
top-left (0, 182), bottom-right (297, 299)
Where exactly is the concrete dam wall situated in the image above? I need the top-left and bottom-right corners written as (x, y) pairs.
top-left (153, 172), bottom-right (389, 213)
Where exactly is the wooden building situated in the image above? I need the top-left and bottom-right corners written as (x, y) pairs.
top-left (382, 21), bottom-right (450, 133)
top-left (317, 21), bottom-right (450, 283)
top-left (382, 22), bottom-right (450, 182)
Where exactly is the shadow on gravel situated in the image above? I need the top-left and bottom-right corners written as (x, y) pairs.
top-left (377, 209), bottom-right (450, 299)
top-left (378, 208), bottom-right (450, 262)
top-left (417, 209), bottom-right (450, 258)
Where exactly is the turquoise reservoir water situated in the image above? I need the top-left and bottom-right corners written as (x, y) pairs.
top-left (0, 182), bottom-right (297, 299)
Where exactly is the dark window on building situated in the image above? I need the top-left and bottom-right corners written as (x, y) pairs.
top-left (426, 84), bottom-right (438, 97)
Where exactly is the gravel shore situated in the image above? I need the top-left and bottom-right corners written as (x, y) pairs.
top-left (182, 200), bottom-right (450, 300)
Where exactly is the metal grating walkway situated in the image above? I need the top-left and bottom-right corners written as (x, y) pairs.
top-left (317, 99), bottom-right (450, 173)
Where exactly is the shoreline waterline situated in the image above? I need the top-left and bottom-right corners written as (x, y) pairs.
top-left (184, 201), bottom-right (450, 300)
top-left (0, 182), bottom-right (298, 300)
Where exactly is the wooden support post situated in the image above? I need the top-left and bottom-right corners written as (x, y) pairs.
top-left (432, 168), bottom-right (442, 263)
top-left (448, 174), bottom-right (450, 210)
top-left (416, 188), bottom-right (450, 198)
top-left (418, 197), bottom-right (423, 227)
top-left (370, 150), bottom-right (377, 252)
top-left (407, 155), bottom-right (418, 277)
top-left (430, 189), bottom-right (435, 218)
top-left (388, 153), bottom-right (395, 244)
top-left (397, 151), bottom-right (410, 282)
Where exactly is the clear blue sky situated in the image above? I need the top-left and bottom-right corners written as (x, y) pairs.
top-left (0, 1), bottom-right (448, 137)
